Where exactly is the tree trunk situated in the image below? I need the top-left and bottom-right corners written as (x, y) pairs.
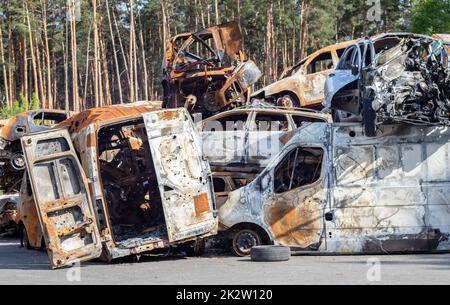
top-left (35, 36), bottom-right (46, 107)
top-left (106, 0), bottom-right (123, 104)
top-left (129, 0), bottom-right (135, 102)
top-left (0, 25), bottom-right (10, 107)
top-left (83, 22), bottom-right (92, 105)
top-left (100, 35), bottom-right (112, 105)
top-left (64, 16), bottom-right (69, 111)
top-left (7, 20), bottom-right (14, 103)
top-left (137, 8), bottom-right (148, 101)
top-left (214, 0), bottom-right (220, 24)
top-left (299, 0), bottom-right (312, 60)
top-left (69, 0), bottom-right (79, 111)
top-left (25, 2), bottom-right (39, 101)
top-left (264, 2), bottom-right (274, 85)
top-left (41, 0), bottom-right (53, 108)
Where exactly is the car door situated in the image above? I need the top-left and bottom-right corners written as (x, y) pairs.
top-left (246, 111), bottom-right (290, 167)
top-left (199, 111), bottom-right (250, 165)
top-left (263, 145), bottom-right (327, 249)
top-left (324, 44), bottom-right (362, 111)
top-left (301, 51), bottom-right (335, 106)
top-left (21, 129), bottom-right (102, 269)
top-left (143, 109), bottom-right (217, 242)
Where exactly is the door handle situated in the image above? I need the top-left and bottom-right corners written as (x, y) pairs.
top-left (325, 211), bottom-right (334, 221)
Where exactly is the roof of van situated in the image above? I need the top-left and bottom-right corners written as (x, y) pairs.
top-left (57, 101), bottom-right (162, 134)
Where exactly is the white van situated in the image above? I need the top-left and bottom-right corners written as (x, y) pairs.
top-left (220, 122), bottom-right (450, 256)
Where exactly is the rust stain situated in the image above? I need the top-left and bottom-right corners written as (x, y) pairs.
top-left (265, 196), bottom-right (321, 248)
top-left (159, 110), bottom-right (180, 121)
top-left (57, 102), bottom-right (161, 134)
top-left (194, 193), bottom-right (210, 216)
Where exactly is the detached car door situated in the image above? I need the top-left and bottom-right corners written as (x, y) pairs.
top-left (323, 44), bottom-right (362, 111)
top-left (21, 129), bottom-right (102, 269)
top-left (143, 109), bottom-right (217, 242)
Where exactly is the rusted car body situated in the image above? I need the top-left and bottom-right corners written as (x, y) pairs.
top-left (162, 21), bottom-right (261, 116)
top-left (16, 102), bottom-right (218, 269)
top-left (0, 109), bottom-right (72, 193)
top-left (0, 194), bottom-right (19, 234)
top-left (198, 103), bottom-right (331, 169)
top-left (251, 40), bottom-right (355, 109)
top-left (324, 33), bottom-right (450, 136)
top-left (219, 122), bottom-right (450, 256)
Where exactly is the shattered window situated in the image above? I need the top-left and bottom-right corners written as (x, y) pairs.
top-left (211, 113), bottom-right (249, 131)
top-left (33, 112), bottom-right (68, 127)
top-left (291, 115), bottom-right (327, 128)
top-left (336, 48), bottom-right (346, 59)
top-left (307, 52), bottom-right (333, 74)
top-left (337, 46), bottom-right (356, 70)
top-left (254, 114), bottom-right (289, 132)
top-left (212, 177), bottom-right (228, 192)
top-left (180, 34), bottom-right (220, 69)
top-left (274, 147), bottom-right (324, 193)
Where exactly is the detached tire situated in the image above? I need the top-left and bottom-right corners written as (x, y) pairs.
top-left (363, 97), bottom-right (376, 137)
top-left (251, 246), bottom-right (291, 262)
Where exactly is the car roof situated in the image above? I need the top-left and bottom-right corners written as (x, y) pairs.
top-left (201, 106), bottom-right (331, 122)
top-left (57, 101), bottom-right (162, 134)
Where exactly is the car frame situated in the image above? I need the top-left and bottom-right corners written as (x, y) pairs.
top-left (16, 103), bottom-right (218, 269)
top-left (220, 121), bottom-right (450, 256)
top-left (251, 40), bottom-right (355, 109)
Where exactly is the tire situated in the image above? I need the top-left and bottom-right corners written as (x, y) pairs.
top-left (231, 229), bottom-right (262, 257)
top-left (250, 245), bottom-right (291, 262)
top-left (276, 95), bottom-right (299, 108)
top-left (363, 97), bottom-right (376, 137)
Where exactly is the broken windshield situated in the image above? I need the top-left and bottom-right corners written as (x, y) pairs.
top-left (176, 33), bottom-right (221, 70)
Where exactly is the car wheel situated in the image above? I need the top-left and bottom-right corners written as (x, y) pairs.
top-left (10, 152), bottom-right (26, 171)
top-left (251, 245), bottom-right (291, 262)
top-left (231, 229), bottom-right (262, 257)
top-left (277, 95), bottom-right (298, 108)
top-left (363, 97), bottom-right (376, 137)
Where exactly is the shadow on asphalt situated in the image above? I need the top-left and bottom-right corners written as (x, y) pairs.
top-left (0, 237), bottom-right (236, 270)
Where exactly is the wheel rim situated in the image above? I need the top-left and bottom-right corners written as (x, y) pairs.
top-left (233, 230), bottom-right (261, 256)
top-left (277, 95), bottom-right (294, 108)
top-left (10, 153), bottom-right (25, 171)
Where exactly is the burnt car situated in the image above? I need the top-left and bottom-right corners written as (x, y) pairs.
top-left (220, 122), bottom-right (450, 256)
top-left (16, 102), bottom-right (217, 269)
top-left (251, 40), bottom-right (355, 109)
top-left (0, 194), bottom-right (19, 234)
top-left (162, 21), bottom-right (261, 116)
top-left (198, 102), bottom-right (331, 168)
top-left (324, 33), bottom-right (450, 136)
top-left (0, 109), bottom-right (72, 193)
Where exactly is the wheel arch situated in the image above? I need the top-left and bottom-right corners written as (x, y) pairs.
top-left (227, 222), bottom-right (273, 244)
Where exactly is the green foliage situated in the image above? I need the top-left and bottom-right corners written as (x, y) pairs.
top-left (411, 0), bottom-right (450, 35)
top-left (0, 92), bottom-right (40, 119)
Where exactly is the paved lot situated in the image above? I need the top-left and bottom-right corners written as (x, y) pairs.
top-left (0, 237), bottom-right (450, 285)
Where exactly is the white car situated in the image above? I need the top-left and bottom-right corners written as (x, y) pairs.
top-left (197, 103), bottom-right (331, 168)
